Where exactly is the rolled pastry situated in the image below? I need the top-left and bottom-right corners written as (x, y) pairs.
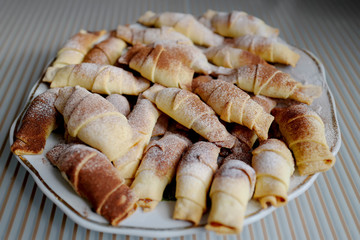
top-left (119, 43), bottom-right (194, 90)
top-left (54, 86), bottom-right (133, 161)
top-left (11, 88), bottom-right (60, 155)
top-left (200, 10), bottom-right (279, 38)
top-left (83, 31), bottom-right (127, 65)
top-left (138, 11), bottom-right (224, 47)
top-left (143, 84), bottom-right (236, 148)
top-left (105, 94), bottom-right (131, 116)
top-left (228, 35), bottom-right (300, 67)
top-left (117, 25), bottom-right (193, 45)
top-left (272, 104), bottom-right (335, 175)
top-left (174, 141), bottom-right (220, 225)
top-left (206, 159), bottom-right (256, 234)
top-left (131, 132), bottom-right (191, 211)
top-left (252, 139), bottom-right (295, 208)
top-left (193, 77), bottom-right (274, 140)
top-left (48, 63), bottom-right (150, 95)
top-left (46, 144), bottom-right (138, 225)
top-left (113, 96), bottom-right (161, 185)
top-left (218, 64), bottom-right (322, 105)
top-left (204, 45), bottom-right (267, 68)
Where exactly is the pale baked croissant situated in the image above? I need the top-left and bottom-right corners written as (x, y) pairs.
top-left (252, 139), bottom-right (295, 208)
top-left (174, 141), bottom-right (220, 225)
top-left (117, 25), bottom-right (193, 45)
top-left (54, 86), bottom-right (133, 161)
top-left (206, 159), bottom-right (256, 234)
top-left (272, 104), bottom-right (335, 175)
top-left (46, 144), bottom-right (138, 225)
top-left (228, 35), bottom-right (300, 67)
top-left (143, 84), bottom-right (236, 148)
top-left (138, 11), bottom-right (224, 47)
top-left (47, 63), bottom-right (150, 95)
top-left (200, 10), bottom-right (279, 38)
top-left (11, 88), bottom-right (60, 155)
top-left (192, 76), bottom-right (274, 140)
top-left (131, 132), bottom-right (191, 211)
top-left (218, 64), bottom-right (322, 105)
top-left (204, 44), bottom-right (267, 69)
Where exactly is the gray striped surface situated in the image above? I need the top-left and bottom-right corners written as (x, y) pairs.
top-left (0, 0), bottom-right (359, 239)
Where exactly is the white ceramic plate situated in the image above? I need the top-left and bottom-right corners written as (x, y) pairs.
top-left (9, 47), bottom-right (341, 238)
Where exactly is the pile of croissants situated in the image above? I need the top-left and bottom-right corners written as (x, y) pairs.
top-left (11, 10), bottom-right (335, 234)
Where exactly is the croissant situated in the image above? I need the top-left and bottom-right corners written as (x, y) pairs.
top-left (46, 144), bottom-right (138, 225)
top-left (113, 96), bottom-right (161, 185)
top-left (11, 89), bottom-right (60, 155)
top-left (228, 35), bottom-right (300, 67)
top-left (54, 86), bottom-right (133, 161)
top-left (204, 45), bottom-right (267, 68)
top-left (200, 10), bottom-right (279, 38)
top-left (272, 104), bottom-right (335, 175)
top-left (131, 132), bottom-right (191, 211)
top-left (206, 159), bottom-right (256, 234)
top-left (105, 94), bottom-right (131, 116)
top-left (83, 32), bottom-right (127, 65)
top-left (143, 84), bottom-right (236, 148)
top-left (119, 44), bottom-right (194, 90)
top-left (116, 25), bottom-right (193, 45)
top-left (48, 63), bottom-right (150, 95)
top-left (193, 77), bottom-right (274, 141)
top-left (218, 64), bottom-right (322, 105)
top-left (173, 141), bottom-right (220, 225)
top-left (138, 11), bottom-right (224, 47)
top-left (252, 139), bottom-right (295, 208)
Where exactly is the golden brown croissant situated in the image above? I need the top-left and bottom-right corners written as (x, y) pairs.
top-left (228, 35), bottom-right (300, 67)
top-left (119, 44), bottom-right (194, 90)
top-left (206, 159), bottom-right (256, 234)
top-left (138, 11), bottom-right (224, 47)
top-left (116, 25), bottom-right (193, 45)
top-left (218, 64), bottom-right (322, 105)
top-left (204, 45), bottom-right (267, 69)
top-left (174, 141), bottom-right (220, 225)
top-left (143, 84), bottom-right (236, 148)
top-left (200, 10), bottom-right (279, 38)
top-left (54, 86), bottom-right (133, 161)
top-left (131, 132), bottom-right (191, 211)
top-left (11, 89), bottom-right (60, 155)
top-left (47, 63), bottom-right (150, 95)
top-left (46, 144), bottom-right (138, 225)
top-left (252, 139), bottom-right (295, 208)
top-left (272, 104), bottom-right (335, 175)
top-left (83, 32), bottom-right (127, 65)
top-left (193, 77), bottom-right (274, 141)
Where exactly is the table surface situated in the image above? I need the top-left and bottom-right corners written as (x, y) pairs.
top-left (1, 0), bottom-right (359, 239)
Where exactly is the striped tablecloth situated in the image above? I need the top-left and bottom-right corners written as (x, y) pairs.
top-left (1, 0), bottom-right (359, 239)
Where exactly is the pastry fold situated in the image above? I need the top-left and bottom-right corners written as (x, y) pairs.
top-left (119, 43), bottom-right (194, 90)
top-left (204, 45), bottom-right (266, 69)
top-left (54, 86), bottom-right (133, 161)
top-left (143, 84), bottom-right (236, 148)
top-left (48, 63), bottom-right (150, 95)
top-left (229, 35), bottom-right (300, 67)
top-left (174, 141), bottom-right (220, 225)
top-left (272, 104), bottom-right (335, 175)
top-left (206, 159), bottom-right (256, 234)
top-left (138, 11), bottom-right (223, 47)
top-left (200, 10), bottom-right (279, 38)
top-left (117, 25), bottom-right (193, 45)
top-left (218, 64), bottom-right (322, 104)
top-left (113, 96), bottom-right (161, 185)
top-left (193, 77), bottom-right (274, 140)
top-left (252, 139), bottom-right (295, 208)
top-left (11, 89), bottom-right (60, 155)
top-left (131, 132), bottom-right (191, 211)
top-left (46, 144), bottom-right (138, 225)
